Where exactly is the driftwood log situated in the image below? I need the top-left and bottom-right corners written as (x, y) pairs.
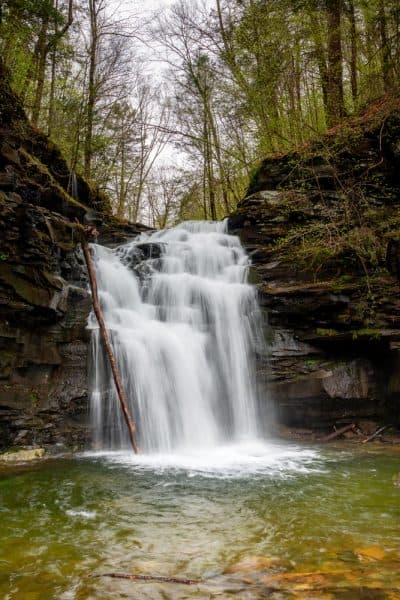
top-left (321, 423), bottom-right (357, 442)
top-left (82, 233), bottom-right (139, 454)
top-left (89, 572), bottom-right (200, 585)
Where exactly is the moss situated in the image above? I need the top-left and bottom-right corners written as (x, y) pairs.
top-left (248, 267), bottom-right (261, 284)
top-left (29, 391), bottom-right (39, 405)
top-left (0, 61), bottom-right (26, 125)
top-left (19, 148), bottom-right (88, 212)
top-left (247, 160), bottom-right (263, 194)
top-left (315, 328), bottom-right (339, 337)
top-left (350, 329), bottom-right (384, 340)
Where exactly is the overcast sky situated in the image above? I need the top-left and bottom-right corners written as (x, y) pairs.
top-left (144, 0), bottom-right (176, 9)
top-left (111, 0), bottom-right (193, 169)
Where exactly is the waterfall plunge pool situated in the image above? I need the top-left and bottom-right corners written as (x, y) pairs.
top-left (1, 442), bottom-right (399, 599)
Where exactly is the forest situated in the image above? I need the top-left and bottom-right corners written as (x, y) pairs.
top-left (1, 0), bottom-right (399, 226)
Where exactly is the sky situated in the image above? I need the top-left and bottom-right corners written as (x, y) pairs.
top-left (145, 0), bottom-right (177, 9)
top-left (110, 0), bottom-right (199, 169)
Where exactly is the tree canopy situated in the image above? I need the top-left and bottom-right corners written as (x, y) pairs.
top-left (1, 0), bottom-right (399, 225)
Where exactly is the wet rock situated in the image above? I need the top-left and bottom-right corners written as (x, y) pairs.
top-left (97, 220), bottom-right (152, 247)
top-left (0, 447), bottom-right (45, 462)
top-left (322, 361), bottom-right (370, 399)
top-left (116, 241), bottom-right (165, 282)
top-left (0, 168), bottom-right (16, 190)
top-left (117, 241), bottom-right (165, 265)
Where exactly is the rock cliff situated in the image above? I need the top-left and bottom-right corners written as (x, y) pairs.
top-left (229, 96), bottom-right (400, 435)
top-left (0, 63), bottom-right (147, 450)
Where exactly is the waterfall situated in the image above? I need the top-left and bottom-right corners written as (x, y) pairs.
top-left (70, 170), bottom-right (78, 201)
top-left (89, 220), bottom-right (265, 453)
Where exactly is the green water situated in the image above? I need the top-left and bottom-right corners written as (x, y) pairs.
top-left (0, 443), bottom-right (399, 599)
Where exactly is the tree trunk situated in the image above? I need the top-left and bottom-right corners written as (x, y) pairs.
top-left (116, 133), bottom-right (126, 219)
top-left (378, 0), bottom-right (392, 92)
top-left (84, 0), bottom-right (98, 180)
top-left (48, 0), bottom-right (59, 137)
top-left (31, 14), bottom-right (50, 126)
top-left (309, 17), bottom-right (329, 121)
top-left (322, 423), bottom-right (357, 441)
top-left (205, 102), bottom-right (230, 213)
top-left (326, 0), bottom-right (345, 127)
top-left (348, 0), bottom-right (358, 104)
top-left (203, 114), bottom-right (216, 220)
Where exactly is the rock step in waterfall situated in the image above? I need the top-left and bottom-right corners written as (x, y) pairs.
top-left (89, 220), bottom-right (265, 453)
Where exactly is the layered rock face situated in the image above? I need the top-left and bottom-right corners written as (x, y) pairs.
top-left (0, 64), bottom-right (146, 449)
top-left (229, 97), bottom-right (400, 433)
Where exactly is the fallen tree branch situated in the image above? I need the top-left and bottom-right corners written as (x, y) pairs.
top-left (321, 423), bottom-right (357, 442)
top-left (89, 572), bottom-right (200, 585)
top-left (362, 425), bottom-right (391, 444)
top-left (82, 234), bottom-right (139, 454)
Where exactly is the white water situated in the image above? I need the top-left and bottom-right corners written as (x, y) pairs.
top-left (84, 442), bottom-right (323, 479)
top-left (89, 220), bottom-right (266, 454)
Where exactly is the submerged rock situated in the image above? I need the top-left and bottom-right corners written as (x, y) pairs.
top-left (355, 546), bottom-right (386, 561)
top-left (224, 555), bottom-right (286, 574)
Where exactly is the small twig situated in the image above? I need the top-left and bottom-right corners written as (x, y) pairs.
top-left (89, 572), bottom-right (200, 585)
top-left (362, 425), bottom-right (391, 444)
top-left (321, 423), bottom-right (357, 442)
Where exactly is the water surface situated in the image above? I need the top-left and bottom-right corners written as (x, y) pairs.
top-left (1, 442), bottom-right (399, 598)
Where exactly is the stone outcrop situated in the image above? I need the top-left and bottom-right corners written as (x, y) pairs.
top-left (229, 95), bottom-right (400, 434)
top-left (0, 63), bottom-right (147, 450)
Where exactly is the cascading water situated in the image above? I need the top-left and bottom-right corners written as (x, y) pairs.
top-left (89, 220), bottom-right (265, 454)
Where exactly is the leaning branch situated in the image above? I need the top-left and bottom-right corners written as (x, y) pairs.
top-left (46, 0), bottom-right (74, 52)
top-left (81, 232), bottom-right (139, 454)
top-left (362, 425), bottom-right (391, 444)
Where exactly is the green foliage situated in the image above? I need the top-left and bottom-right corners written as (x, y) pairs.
top-left (1, 0), bottom-right (400, 224)
top-left (315, 328), bottom-right (338, 336)
top-left (29, 391), bottom-right (39, 405)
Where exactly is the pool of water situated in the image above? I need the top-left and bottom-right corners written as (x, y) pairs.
top-left (1, 441), bottom-right (399, 599)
